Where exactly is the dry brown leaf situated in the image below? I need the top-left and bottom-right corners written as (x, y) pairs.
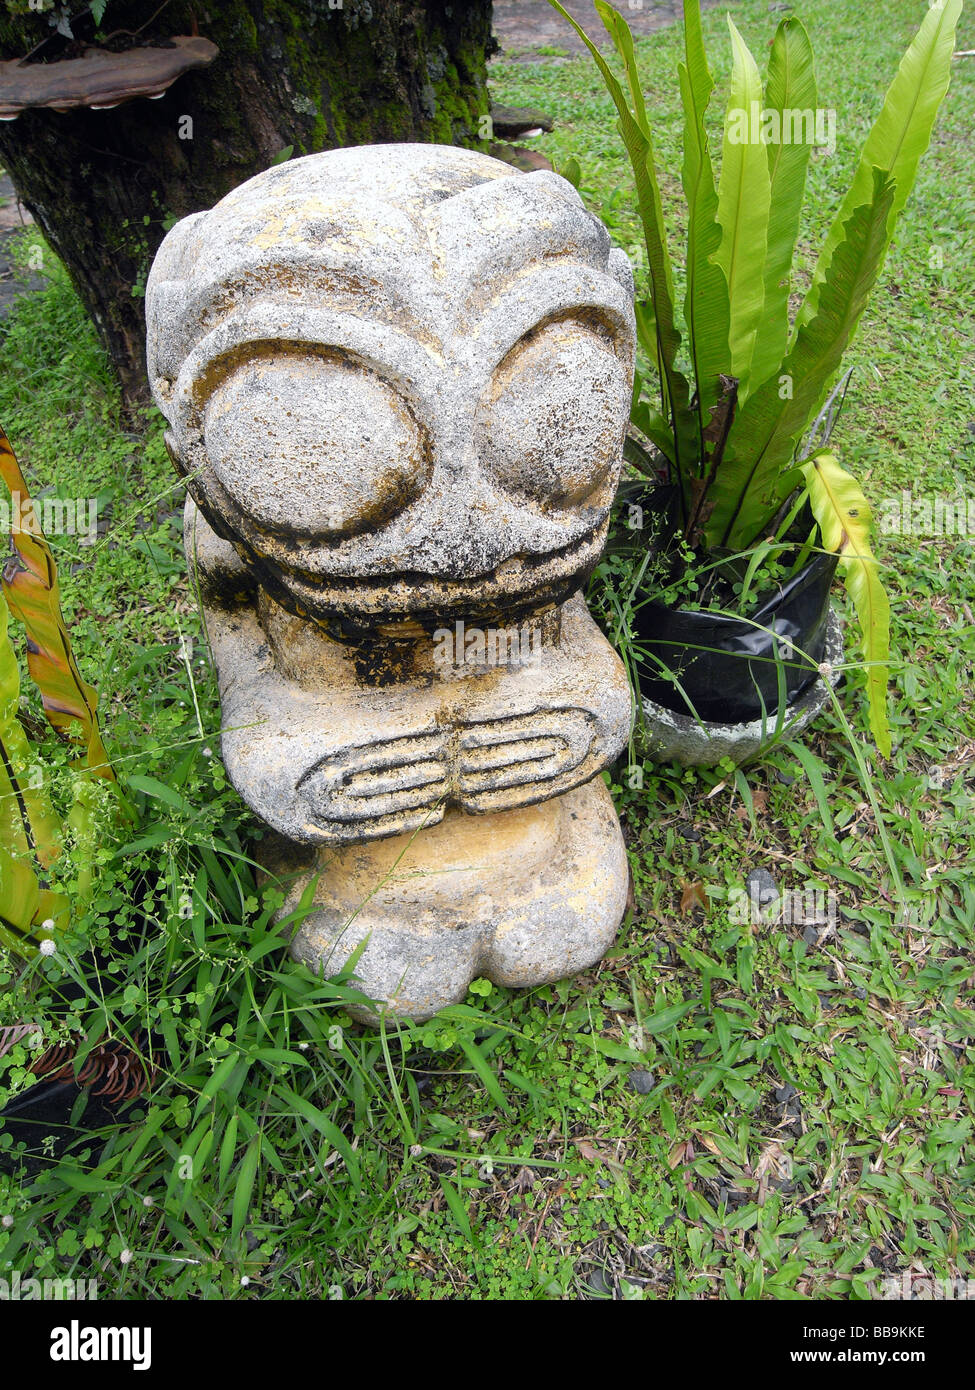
top-left (574, 1138), bottom-right (601, 1163)
top-left (680, 881), bottom-right (707, 914)
top-left (667, 1138), bottom-right (695, 1170)
top-left (573, 1138), bottom-right (627, 1182)
top-left (755, 1140), bottom-right (790, 1181)
top-left (513, 1166), bottom-right (536, 1192)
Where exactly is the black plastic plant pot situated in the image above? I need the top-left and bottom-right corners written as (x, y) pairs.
top-left (610, 480), bottom-right (839, 724)
top-left (633, 548), bottom-right (839, 723)
top-left (0, 1035), bottom-right (150, 1177)
top-left (0, 876), bottom-right (157, 1175)
top-left (0, 1080), bottom-right (132, 1177)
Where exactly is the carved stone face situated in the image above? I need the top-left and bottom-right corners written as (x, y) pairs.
top-left (146, 144), bottom-right (635, 625)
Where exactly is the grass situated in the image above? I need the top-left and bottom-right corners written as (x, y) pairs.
top-left (0, 0), bottom-right (973, 1300)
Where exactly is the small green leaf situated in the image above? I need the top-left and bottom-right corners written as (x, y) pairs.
top-left (438, 1174), bottom-right (477, 1245)
top-left (643, 1000), bottom-right (698, 1034)
top-left (231, 1134), bottom-right (260, 1243)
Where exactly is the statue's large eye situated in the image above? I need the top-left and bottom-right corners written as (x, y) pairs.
top-left (202, 350), bottom-right (428, 538)
top-left (476, 318), bottom-right (628, 508)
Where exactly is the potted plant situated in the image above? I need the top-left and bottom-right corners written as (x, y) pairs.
top-left (549, 0), bottom-right (962, 762)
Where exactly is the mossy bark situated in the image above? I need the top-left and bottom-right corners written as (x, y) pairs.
top-left (0, 0), bottom-right (494, 406)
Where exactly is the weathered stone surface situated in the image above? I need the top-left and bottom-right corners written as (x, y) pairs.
top-left (186, 500), bottom-right (631, 844)
top-left (148, 144), bottom-right (634, 623)
top-left (488, 103), bottom-right (555, 137)
top-left (275, 779), bottom-right (627, 1024)
top-left (149, 144), bottom-right (635, 1020)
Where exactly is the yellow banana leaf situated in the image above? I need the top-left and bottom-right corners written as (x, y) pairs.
top-left (0, 425), bottom-right (114, 781)
top-left (801, 450), bottom-right (891, 756)
top-left (0, 843), bottom-right (66, 953)
top-left (0, 589), bottom-right (68, 952)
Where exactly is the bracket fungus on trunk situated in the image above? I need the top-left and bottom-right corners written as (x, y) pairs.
top-left (146, 144), bottom-right (636, 1023)
top-left (0, 36), bottom-right (217, 119)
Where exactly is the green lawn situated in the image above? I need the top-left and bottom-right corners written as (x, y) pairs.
top-left (0, 0), bottom-right (972, 1300)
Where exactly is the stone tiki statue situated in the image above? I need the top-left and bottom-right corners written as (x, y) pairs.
top-left (146, 145), bottom-right (635, 1022)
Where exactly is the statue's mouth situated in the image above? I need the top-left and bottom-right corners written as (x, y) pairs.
top-left (243, 523), bottom-right (608, 630)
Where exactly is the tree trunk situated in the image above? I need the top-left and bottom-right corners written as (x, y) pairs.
top-left (0, 1), bottom-right (494, 407)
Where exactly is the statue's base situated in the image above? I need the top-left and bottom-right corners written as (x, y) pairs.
top-left (264, 777), bottom-right (628, 1023)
